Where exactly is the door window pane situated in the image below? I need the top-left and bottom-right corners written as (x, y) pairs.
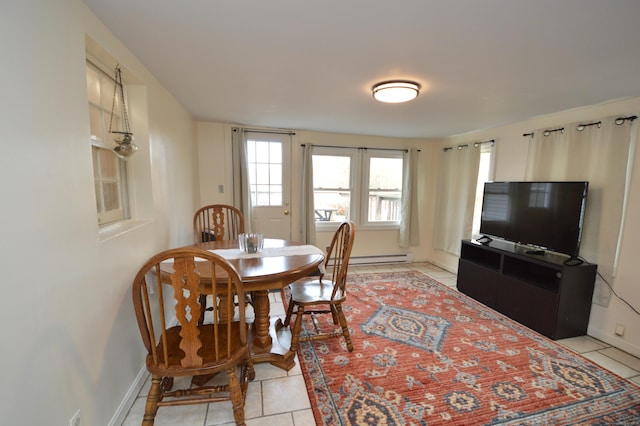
top-left (247, 140), bottom-right (283, 206)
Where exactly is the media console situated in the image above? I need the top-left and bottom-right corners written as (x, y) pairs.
top-left (457, 239), bottom-right (597, 340)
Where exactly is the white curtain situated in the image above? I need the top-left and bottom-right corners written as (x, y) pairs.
top-left (399, 148), bottom-right (419, 247)
top-left (525, 116), bottom-right (636, 304)
top-left (301, 144), bottom-right (316, 244)
top-left (232, 128), bottom-right (253, 232)
top-left (433, 144), bottom-right (481, 255)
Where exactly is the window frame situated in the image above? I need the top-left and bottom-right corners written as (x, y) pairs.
top-left (360, 149), bottom-right (404, 227)
top-left (312, 146), bottom-right (405, 231)
top-left (86, 59), bottom-right (132, 227)
top-left (312, 147), bottom-right (358, 228)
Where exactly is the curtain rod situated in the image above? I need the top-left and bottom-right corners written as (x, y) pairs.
top-left (233, 127), bottom-right (296, 136)
top-left (543, 127), bottom-right (565, 136)
top-left (523, 115), bottom-right (638, 138)
top-left (443, 139), bottom-right (494, 152)
top-left (300, 144), bottom-right (419, 153)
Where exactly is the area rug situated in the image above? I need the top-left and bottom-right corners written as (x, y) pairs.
top-left (285, 271), bottom-right (640, 425)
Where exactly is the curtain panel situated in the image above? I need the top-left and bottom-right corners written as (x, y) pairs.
top-left (433, 145), bottom-right (481, 255)
top-left (301, 144), bottom-right (317, 244)
top-left (399, 148), bottom-right (420, 248)
top-left (231, 128), bottom-right (253, 232)
top-left (524, 116), bottom-right (637, 305)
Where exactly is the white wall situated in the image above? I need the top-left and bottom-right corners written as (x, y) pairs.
top-left (442, 97), bottom-right (640, 358)
top-left (196, 122), bottom-right (232, 206)
top-left (196, 124), bottom-right (437, 259)
top-left (0, 1), bottom-right (198, 425)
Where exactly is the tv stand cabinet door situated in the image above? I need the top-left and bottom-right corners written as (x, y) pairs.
top-left (497, 275), bottom-right (558, 338)
top-left (457, 259), bottom-right (498, 309)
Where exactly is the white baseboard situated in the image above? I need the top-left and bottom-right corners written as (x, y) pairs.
top-left (349, 253), bottom-right (413, 265)
top-left (587, 326), bottom-right (640, 359)
top-left (108, 365), bottom-right (149, 426)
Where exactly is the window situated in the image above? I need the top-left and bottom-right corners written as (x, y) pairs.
top-left (312, 151), bottom-right (354, 222)
top-left (364, 152), bottom-right (403, 222)
top-left (472, 143), bottom-right (495, 237)
top-left (246, 139), bottom-right (283, 206)
top-left (312, 147), bottom-right (404, 228)
top-left (86, 61), bottom-right (130, 226)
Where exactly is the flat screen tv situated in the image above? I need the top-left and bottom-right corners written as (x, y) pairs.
top-left (479, 181), bottom-right (588, 258)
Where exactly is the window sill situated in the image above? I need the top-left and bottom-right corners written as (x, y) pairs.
top-left (99, 219), bottom-right (153, 241)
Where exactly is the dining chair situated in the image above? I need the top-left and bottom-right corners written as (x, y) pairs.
top-left (284, 221), bottom-right (356, 353)
top-left (132, 247), bottom-right (255, 426)
top-left (193, 204), bottom-right (250, 322)
top-left (193, 204), bottom-right (245, 243)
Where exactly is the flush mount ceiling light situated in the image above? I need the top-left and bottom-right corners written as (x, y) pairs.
top-left (372, 80), bottom-right (420, 103)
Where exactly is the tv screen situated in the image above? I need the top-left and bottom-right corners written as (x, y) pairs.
top-left (479, 181), bottom-right (588, 257)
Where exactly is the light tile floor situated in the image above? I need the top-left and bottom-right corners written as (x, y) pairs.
top-left (121, 263), bottom-right (640, 425)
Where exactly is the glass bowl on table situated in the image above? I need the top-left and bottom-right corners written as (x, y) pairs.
top-left (238, 233), bottom-right (264, 254)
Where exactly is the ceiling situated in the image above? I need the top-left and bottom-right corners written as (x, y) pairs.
top-left (83, 0), bottom-right (640, 139)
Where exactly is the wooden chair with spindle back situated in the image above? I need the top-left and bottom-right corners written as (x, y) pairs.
top-left (193, 204), bottom-right (245, 243)
top-left (132, 247), bottom-right (255, 426)
top-left (284, 221), bottom-right (356, 353)
top-left (193, 204), bottom-right (250, 322)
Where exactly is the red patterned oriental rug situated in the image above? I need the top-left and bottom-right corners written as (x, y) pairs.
top-left (286, 271), bottom-right (640, 425)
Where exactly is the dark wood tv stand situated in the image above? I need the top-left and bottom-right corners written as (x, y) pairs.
top-left (457, 239), bottom-right (597, 340)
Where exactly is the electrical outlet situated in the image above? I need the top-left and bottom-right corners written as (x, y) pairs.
top-left (615, 323), bottom-right (625, 336)
top-left (69, 409), bottom-right (80, 426)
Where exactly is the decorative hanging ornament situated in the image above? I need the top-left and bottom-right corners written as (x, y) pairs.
top-left (108, 64), bottom-right (137, 159)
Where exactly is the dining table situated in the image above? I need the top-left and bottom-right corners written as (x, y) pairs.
top-left (170, 237), bottom-right (325, 371)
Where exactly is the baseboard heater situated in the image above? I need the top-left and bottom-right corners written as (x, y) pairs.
top-left (349, 253), bottom-right (413, 265)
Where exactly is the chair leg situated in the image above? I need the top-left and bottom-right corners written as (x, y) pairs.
top-left (335, 304), bottom-right (354, 352)
top-left (330, 305), bottom-right (339, 325)
top-left (283, 296), bottom-right (295, 327)
top-left (244, 354), bottom-right (255, 382)
top-left (142, 375), bottom-right (162, 425)
top-left (288, 305), bottom-right (305, 353)
top-left (227, 366), bottom-right (246, 426)
top-left (237, 357), bottom-right (254, 420)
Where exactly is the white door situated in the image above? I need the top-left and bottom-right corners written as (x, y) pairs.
top-left (246, 132), bottom-right (292, 239)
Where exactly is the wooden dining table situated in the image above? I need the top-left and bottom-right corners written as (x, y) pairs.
top-left (175, 238), bottom-right (325, 370)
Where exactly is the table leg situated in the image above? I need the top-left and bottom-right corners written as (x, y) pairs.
top-left (250, 290), bottom-right (272, 350)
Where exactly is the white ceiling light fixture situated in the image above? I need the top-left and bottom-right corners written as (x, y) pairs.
top-left (372, 80), bottom-right (420, 103)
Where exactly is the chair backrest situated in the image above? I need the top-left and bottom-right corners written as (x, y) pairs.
top-left (132, 247), bottom-right (247, 372)
top-left (193, 204), bottom-right (245, 243)
top-left (324, 221), bottom-right (355, 300)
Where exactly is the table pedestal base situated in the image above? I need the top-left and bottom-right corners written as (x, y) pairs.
top-left (250, 346), bottom-right (296, 371)
top-left (249, 290), bottom-right (296, 370)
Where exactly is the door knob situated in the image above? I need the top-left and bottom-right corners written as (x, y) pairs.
top-left (284, 209), bottom-right (290, 215)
